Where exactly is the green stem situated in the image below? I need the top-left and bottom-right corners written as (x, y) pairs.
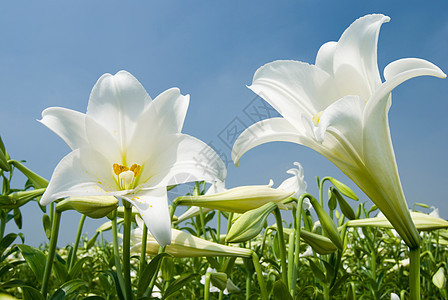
top-left (409, 247), bottom-right (421, 300)
top-left (139, 224), bottom-right (148, 275)
top-left (287, 229), bottom-right (295, 291)
top-left (0, 210), bottom-right (6, 239)
top-left (204, 272), bottom-right (211, 300)
top-left (273, 207), bottom-right (288, 288)
top-left (252, 251), bottom-right (268, 300)
top-left (123, 204), bottom-right (133, 300)
top-left (291, 196), bottom-right (305, 297)
top-left (199, 207), bottom-right (208, 240)
top-left (246, 271), bottom-right (251, 300)
top-left (68, 214), bottom-right (86, 272)
top-left (112, 210), bottom-right (126, 299)
top-left (217, 210), bottom-right (221, 243)
top-left (41, 210), bottom-right (61, 298)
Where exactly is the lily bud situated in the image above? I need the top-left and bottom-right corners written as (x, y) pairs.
top-left (0, 188), bottom-right (46, 209)
top-left (175, 183), bottom-right (291, 214)
top-left (226, 202), bottom-right (277, 243)
top-left (56, 196), bottom-right (118, 219)
top-left (131, 227), bottom-right (252, 258)
top-left (433, 267), bottom-right (446, 289)
top-left (328, 177), bottom-right (358, 200)
top-left (332, 188), bottom-right (356, 220)
top-left (300, 230), bottom-right (338, 255)
top-left (309, 197), bottom-right (343, 249)
top-left (0, 148), bottom-right (9, 172)
top-left (347, 212), bottom-right (448, 231)
top-left (209, 272), bottom-right (228, 291)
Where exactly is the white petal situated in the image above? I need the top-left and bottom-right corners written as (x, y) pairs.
top-left (138, 134), bottom-right (226, 189)
top-left (231, 118), bottom-right (303, 166)
top-left (87, 71), bottom-right (151, 150)
top-left (123, 188), bottom-right (171, 247)
top-left (40, 148), bottom-right (119, 205)
top-left (315, 41), bottom-right (337, 74)
top-left (316, 95), bottom-right (364, 155)
top-left (249, 60), bottom-right (338, 125)
top-left (39, 107), bottom-right (88, 150)
top-left (85, 115), bottom-right (123, 165)
top-left (126, 88), bottom-right (190, 164)
top-left (205, 180), bottom-right (227, 195)
top-left (333, 14), bottom-right (390, 99)
top-left (277, 162), bottom-right (307, 199)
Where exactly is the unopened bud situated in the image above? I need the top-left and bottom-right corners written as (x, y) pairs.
top-left (309, 197), bottom-right (343, 249)
top-left (328, 177), bottom-right (358, 200)
top-left (433, 267), bottom-right (446, 289)
top-left (226, 202), bottom-right (277, 243)
top-left (175, 184), bottom-right (291, 214)
top-left (300, 230), bottom-right (338, 255)
top-left (56, 196), bottom-right (118, 219)
top-left (210, 272), bottom-right (228, 291)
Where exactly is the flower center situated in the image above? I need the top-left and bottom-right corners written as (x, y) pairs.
top-left (113, 163), bottom-right (142, 190)
top-left (312, 111), bottom-right (323, 126)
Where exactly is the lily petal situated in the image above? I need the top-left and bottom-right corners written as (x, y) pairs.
top-left (277, 162), bottom-right (307, 199)
top-left (249, 60), bottom-right (337, 123)
top-left (127, 88), bottom-right (190, 164)
top-left (333, 14), bottom-right (390, 98)
top-left (40, 148), bottom-right (120, 205)
top-left (315, 41), bottom-right (337, 75)
top-left (123, 187), bottom-right (171, 246)
top-left (87, 71), bottom-right (151, 150)
top-left (39, 107), bottom-right (87, 150)
top-left (232, 118), bottom-right (304, 166)
top-left (139, 133), bottom-right (226, 188)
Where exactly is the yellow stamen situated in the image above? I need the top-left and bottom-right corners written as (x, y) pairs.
top-left (113, 163), bottom-right (142, 190)
top-left (130, 164), bottom-right (142, 177)
top-left (312, 111), bottom-right (324, 126)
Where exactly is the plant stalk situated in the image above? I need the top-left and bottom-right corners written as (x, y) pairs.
top-left (409, 246), bottom-right (421, 300)
top-left (41, 210), bottom-right (61, 298)
top-left (68, 214), bottom-right (86, 272)
top-left (123, 204), bottom-right (133, 299)
top-left (274, 207), bottom-right (288, 288)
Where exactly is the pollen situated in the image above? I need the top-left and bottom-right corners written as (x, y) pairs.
top-left (113, 163), bottom-right (142, 190)
top-left (312, 111), bottom-right (324, 126)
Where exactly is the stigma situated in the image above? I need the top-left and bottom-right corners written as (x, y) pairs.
top-left (113, 163), bottom-right (142, 190)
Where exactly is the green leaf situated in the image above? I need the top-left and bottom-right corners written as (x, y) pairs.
top-left (60, 278), bottom-right (89, 295)
top-left (137, 253), bottom-right (171, 296)
top-left (164, 273), bottom-right (198, 299)
top-left (22, 286), bottom-right (45, 300)
top-left (102, 270), bottom-right (124, 300)
top-left (161, 256), bottom-right (175, 281)
top-left (16, 244), bottom-right (47, 283)
top-left (53, 257), bottom-right (68, 284)
top-left (206, 257), bottom-right (221, 271)
top-left (49, 289), bottom-right (65, 300)
top-left (273, 280), bottom-right (293, 300)
top-left (9, 160), bottom-right (48, 189)
top-left (306, 258), bottom-right (326, 282)
top-left (328, 178), bottom-right (358, 200)
top-left (42, 214), bottom-right (51, 240)
top-left (0, 233), bottom-right (17, 257)
top-left (69, 256), bottom-right (92, 279)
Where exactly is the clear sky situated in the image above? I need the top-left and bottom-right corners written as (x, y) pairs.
top-left (1, 1), bottom-right (447, 246)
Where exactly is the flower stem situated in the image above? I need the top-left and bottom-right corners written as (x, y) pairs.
top-left (251, 251), bottom-right (268, 300)
top-left (409, 246), bottom-right (421, 300)
top-left (287, 228), bottom-right (295, 290)
top-left (199, 207), bottom-right (208, 240)
top-left (41, 210), bottom-right (61, 298)
top-left (123, 204), bottom-right (133, 299)
top-left (291, 196), bottom-right (305, 297)
top-left (139, 224), bottom-right (148, 275)
top-left (204, 272), bottom-right (211, 300)
top-left (246, 271), bottom-right (251, 300)
top-left (68, 214), bottom-right (86, 272)
top-left (112, 210), bottom-right (126, 299)
top-left (273, 207), bottom-right (288, 288)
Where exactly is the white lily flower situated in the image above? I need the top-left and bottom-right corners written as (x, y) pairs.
top-left (232, 14), bottom-right (446, 248)
top-left (39, 71), bottom-right (226, 246)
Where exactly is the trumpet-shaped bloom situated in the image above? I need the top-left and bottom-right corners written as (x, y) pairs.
top-left (39, 71), bottom-right (226, 246)
top-left (232, 14), bottom-right (446, 248)
top-left (175, 162), bottom-right (307, 215)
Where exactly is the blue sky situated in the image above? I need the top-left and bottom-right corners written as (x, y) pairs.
top-left (1, 1), bottom-right (447, 246)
